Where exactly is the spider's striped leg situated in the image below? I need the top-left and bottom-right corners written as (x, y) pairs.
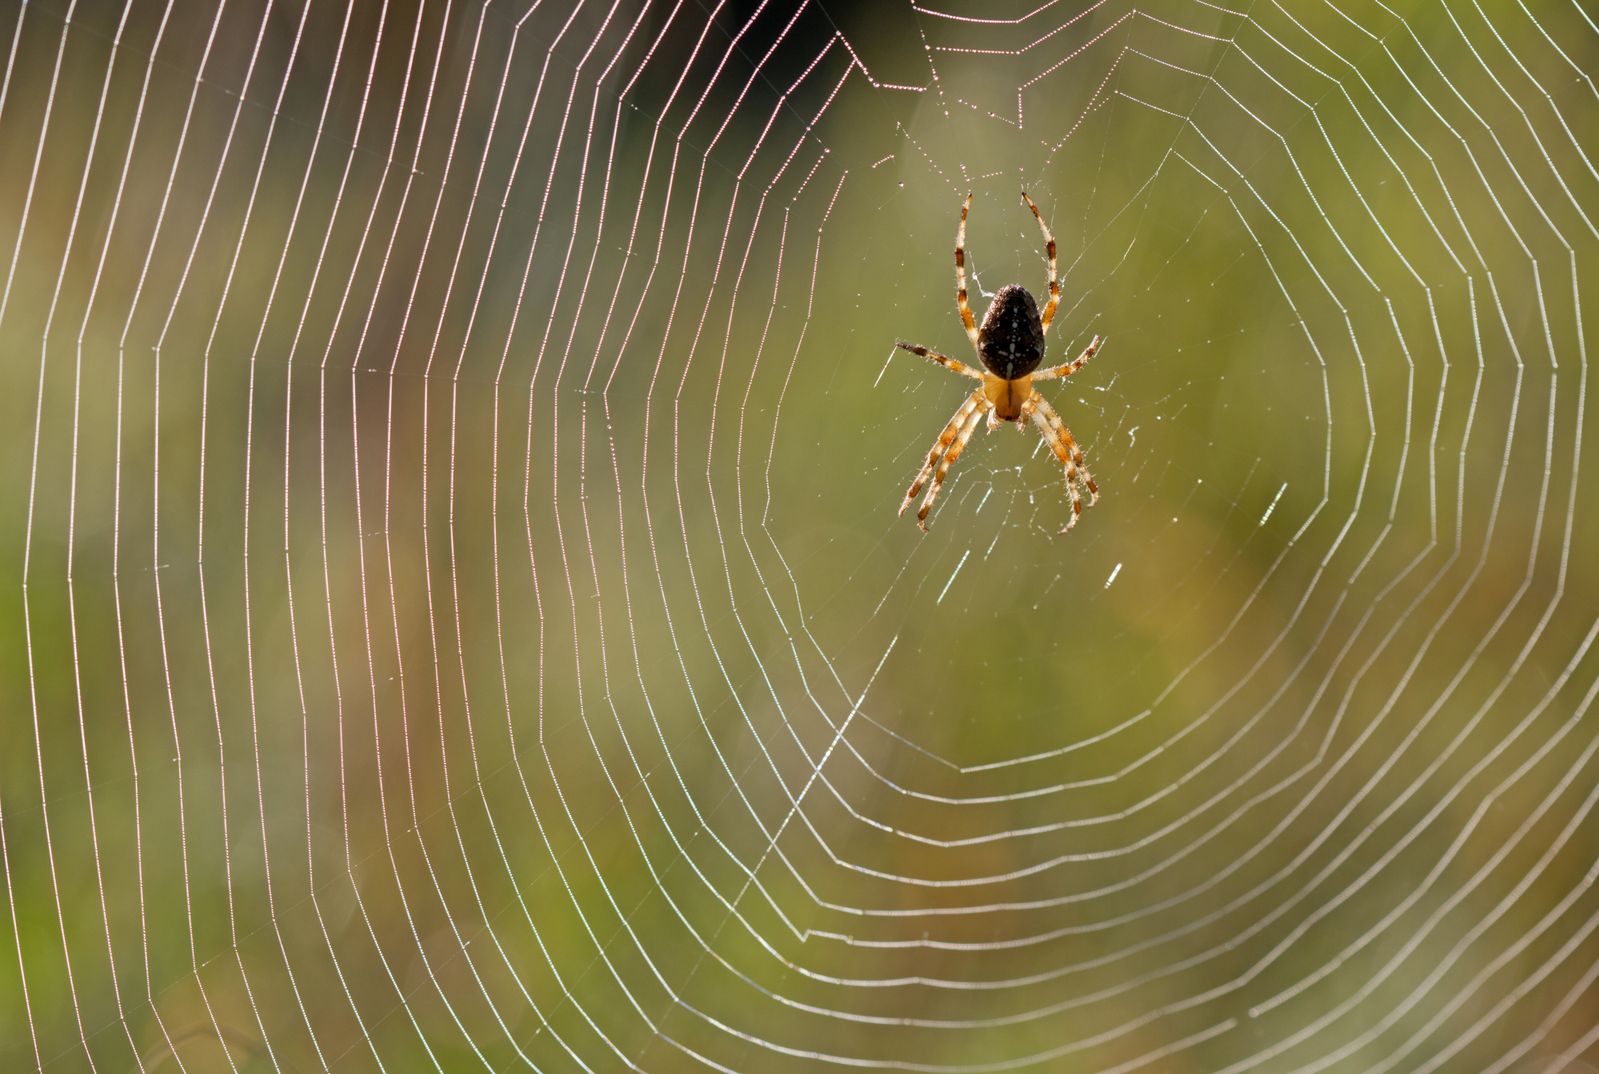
top-left (902, 388), bottom-right (985, 527)
top-left (955, 193), bottom-right (979, 348)
top-left (1025, 391), bottom-right (1097, 533)
top-left (916, 396), bottom-right (989, 531)
top-left (895, 340), bottom-right (982, 380)
top-left (1021, 191), bottom-right (1059, 333)
top-left (1031, 394), bottom-right (1097, 502)
top-left (1032, 335), bottom-right (1102, 382)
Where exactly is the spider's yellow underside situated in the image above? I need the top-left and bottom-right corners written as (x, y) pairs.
top-left (983, 373), bottom-right (1031, 422)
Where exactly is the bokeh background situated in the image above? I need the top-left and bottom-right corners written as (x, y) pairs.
top-left (2, 0), bottom-right (1598, 1070)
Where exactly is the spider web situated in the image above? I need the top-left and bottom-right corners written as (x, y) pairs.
top-left (2, 0), bottom-right (1598, 1070)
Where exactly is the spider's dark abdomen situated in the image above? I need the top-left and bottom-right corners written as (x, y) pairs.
top-left (977, 284), bottom-right (1045, 380)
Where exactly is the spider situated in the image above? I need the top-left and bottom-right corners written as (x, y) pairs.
top-left (895, 191), bottom-right (1102, 533)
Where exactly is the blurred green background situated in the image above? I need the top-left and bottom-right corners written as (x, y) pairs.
top-left (2, 0), bottom-right (1597, 1070)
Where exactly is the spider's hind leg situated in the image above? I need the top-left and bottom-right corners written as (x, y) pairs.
top-left (1023, 391), bottom-right (1098, 533)
top-left (902, 388), bottom-right (988, 530)
top-left (917, 401), bottom-right (988, 529)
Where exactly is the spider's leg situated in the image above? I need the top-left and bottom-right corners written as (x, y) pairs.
top-left (1016, 392), bottom-right (1038, 432)
top-left (955, 193), bottom-right (979, 349)
top-left (902, 389), bottom-right (985, 525)
top-left (1021, 191), bottom-right (1060, 334)
top-left (916, 397), bottom-right (989, 531)
top-left (1032, 335), bottom-right (1102, 382)
top-left (1026, 391), bottom-right (1098, 533)
top-left (895, 340), bottom-right (982, 380)
top-left (1035, 393), bottom-right (1097, 504)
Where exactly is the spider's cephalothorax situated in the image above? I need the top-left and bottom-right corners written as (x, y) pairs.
top-left (893, 191), bottom-right (1104, 534)
top-left (978, 284), bottom-right (1045, 380)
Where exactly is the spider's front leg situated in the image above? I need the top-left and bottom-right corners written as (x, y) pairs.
top-left (1021, 191), bottom-right (1060, 334)
top-left (955, 193), bottom-right (980, 348)
top-left (902, 388), bottom-right (988, 531)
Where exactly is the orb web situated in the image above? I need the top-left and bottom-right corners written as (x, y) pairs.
top-left (2, 1), bottom-right (1598, 1072)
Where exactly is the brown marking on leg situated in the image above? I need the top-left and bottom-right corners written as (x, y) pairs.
top-left (917, 399), bottom-right (988, 530)
top-left (1063, 479), bottom-right (1082, 532)
top-left (897, 340), bottom-right (982, 380)
top-left (1076, 454), bottom-right (1099, 505)
top-left (1021, 191), bottom-right (1060, 333)
top-left (955, 194), bottom-right (978, 347)
top-left (1034, 335), bottom-right (1102, 382)
top-left (902, 390), bottom-right (983, 516)
top-left (1028, 392), bottom-right (1097, 532)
